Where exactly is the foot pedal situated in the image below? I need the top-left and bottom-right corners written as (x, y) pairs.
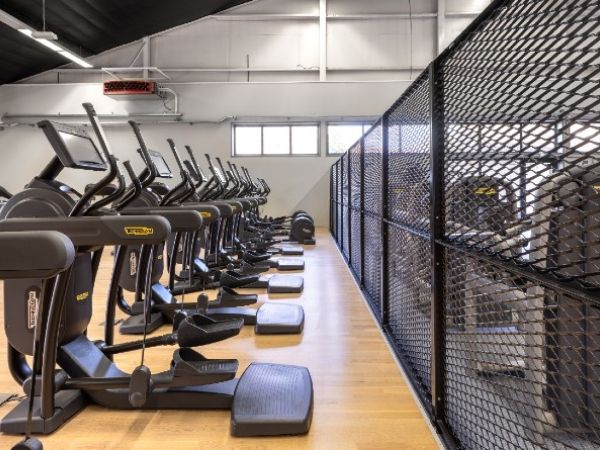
top-left (171, 348), bottom-right (238, 386)
top-left (212, 287), bottom-right (257, 307)
top-left (120, 312), bottom-right (165, 335)
top-left (206, 307), bottom-right (258, 325)
top-left (268, 275), bottom-right (304, 293)
top-left (243, 251), bottom-right (271, 263)
top-left (276, 258), bottom-right (305, 271)
top-left (177, 315), bottom-right (244, 346)
top-left (219, 271), bottom-right (260, 288)
top-left (231, 363), bottom-right (313, 436)
top-left (237, 261), bottom-right (269, 275)
top-left (255, 303), bottom-right (304, 334)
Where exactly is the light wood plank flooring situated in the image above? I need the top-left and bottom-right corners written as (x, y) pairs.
top-left (0, 228), bottom-right (438, 449)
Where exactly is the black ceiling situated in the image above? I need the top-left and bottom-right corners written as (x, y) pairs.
top-left (0, 0), bottom-right (251, 85)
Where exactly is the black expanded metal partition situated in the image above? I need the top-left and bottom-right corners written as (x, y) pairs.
top-left (329, 1), bottom-right (600, 449)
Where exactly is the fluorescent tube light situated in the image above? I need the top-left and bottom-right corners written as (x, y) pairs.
top-left (58, 50), bottom-right (93, 68)
top-left (37, 38), bottom-right (62, 52)
top-left (17, 28), bottom-right (93, 68)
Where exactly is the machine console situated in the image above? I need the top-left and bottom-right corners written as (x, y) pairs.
top-left (141, 149), bottom-right (173, 179)
top-left (38, 121), bottom-right (107, 171)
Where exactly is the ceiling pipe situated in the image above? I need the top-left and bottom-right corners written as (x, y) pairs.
top-left (0, 113), bottom-right (184, 127)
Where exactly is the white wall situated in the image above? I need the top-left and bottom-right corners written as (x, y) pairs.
top-left (0, 80), bottom-right (408, 225)
top-left (0, 0), bottom-right (492, 225)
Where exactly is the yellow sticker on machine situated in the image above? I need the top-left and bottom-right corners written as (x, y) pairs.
top-left (76, 291), bottom-right (89, 302)
top-left (474, 187), bottom-right (497, 196)
top-left (124, 226), bottom-right (154, 236)
top-left (200, 212), bottom-right (212, 218)
top-left (593, 185), bottom-right (600, 193)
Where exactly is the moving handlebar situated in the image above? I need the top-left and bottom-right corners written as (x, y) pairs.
top-left (0, 216), bottom-right (171, 246)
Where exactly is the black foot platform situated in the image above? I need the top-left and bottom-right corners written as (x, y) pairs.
top-left (255, 303), bottom-right (304, 334)
top-left (267, 274), bottom-right (304, 293)
top-left (231, 363), bottom-right (313, 436)
top-left (275, 258), bottom-right (305, 271)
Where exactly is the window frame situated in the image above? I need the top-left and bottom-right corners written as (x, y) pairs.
top-left (326, 121), bottom-right (376, 156)
top-left (231, 122), bottom-right (321, 157)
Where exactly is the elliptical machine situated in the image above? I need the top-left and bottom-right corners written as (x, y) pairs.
top-left (108, 127), bottom-right (305, 336)
top-left (0, 103), bottom-right (314, 439)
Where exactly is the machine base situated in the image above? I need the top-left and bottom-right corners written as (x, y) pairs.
top-left (0, 390), bottom-right (86, 435)
top-left (231, 363), bottom-right (313, 436)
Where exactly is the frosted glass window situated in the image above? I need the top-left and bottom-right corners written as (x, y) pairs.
top-left (327, 123), bottom-right (373, 155)
top-left (292, 126), bottom-right (319, 155)
top-left (234, 126), bottom-right (261, 155)
top-left (233, 123), bottom-right (319, 156)
top-left (263, 126), bottom-right (290, 155)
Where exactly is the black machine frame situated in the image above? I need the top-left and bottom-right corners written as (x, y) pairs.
top-left (331, 1), bottom-right (600, 449)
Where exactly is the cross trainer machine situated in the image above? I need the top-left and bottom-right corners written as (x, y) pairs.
top-left (0, 102), bottom-right (314, 439)
top-left (108, 124), bottom-right (304, 335)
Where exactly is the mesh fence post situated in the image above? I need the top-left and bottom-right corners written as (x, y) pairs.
top-left (360, 137), bottom-right (365, 287)
top-left (348, 146), bottom-right (353, 267)
top-left (330, 166), bottom-right (333, 233)
top-left (429, 61), bottom-right (446, 424)
top-left (335, 161), bottom-right (339, 241)
top-left (340, 155), bottom-right (345, 252)
top-left (381, 112), bottom-right (390, 324)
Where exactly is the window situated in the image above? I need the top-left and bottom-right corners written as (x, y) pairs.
top-left (327, 122), bottom-right (374, 155)
top-left (234, 126), bottom-right (261, 156)
top-left (292, 125), bottom-right (319, 155)
top-left (263, 126), bottom-right (290, 155)
top-left (570, 123), bottom-right (600, 153)
top-left (232, 123), bottom-right (319, 156)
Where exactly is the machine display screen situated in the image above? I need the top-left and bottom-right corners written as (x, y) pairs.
top-left (214, 166), bottom-right (227, 184)
top-left (148, 150), bottom-right (173, 178)
top-left (59, 131), bottom-right (105, 169)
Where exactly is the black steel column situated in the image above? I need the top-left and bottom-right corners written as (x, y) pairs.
top-left (381, 113), bottom-right (390, 323)
top-left (340, 155), bottom-right (345, 252)
top-left (335, 162), bottom-right (339, 240)
top-left (360, 138), bottom-right (365, 286)
top-left (330, 166), bottom-right (333, 233)
top-left (429, 61), bottom-right (446, 423)
top-left (348, 149), bottom-right (353, 266)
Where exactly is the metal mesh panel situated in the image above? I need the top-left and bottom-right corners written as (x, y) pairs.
top-left (363, 121), bottom-right (383, 215)
top-left (363, 121), bottom-right (383, 313)
top-left (349, 141), bottom-right (362, 278)
top-left (329, 2), bottom-right (600, 448)
top-left (388, 226), bottom-right (432, 401)
top-left (333, 162), bottom-right (339, 240)
top-left (336, 160), bottom-right (342, 242)
top-left (342, 152), bottom-right (350, 260)
top-left (442, 0), bottom-right (600, 291)
top-left (363, 214), bottom-right (382, 315)
top-left (440, 1), bottom-right (600, 447)
top-left (388, 72), bottom-right (432, 232)
top-left (445, 249), bottom-right (600, 450)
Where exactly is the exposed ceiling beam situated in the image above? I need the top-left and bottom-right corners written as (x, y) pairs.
top-left (0, 8), bottom-right (30, 30)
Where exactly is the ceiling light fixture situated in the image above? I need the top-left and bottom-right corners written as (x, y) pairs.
top-left (18, 28), bottom-right (93, 68)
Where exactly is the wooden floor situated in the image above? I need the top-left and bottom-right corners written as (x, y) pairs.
top-left (0, 228), bottom-right (438, 450)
